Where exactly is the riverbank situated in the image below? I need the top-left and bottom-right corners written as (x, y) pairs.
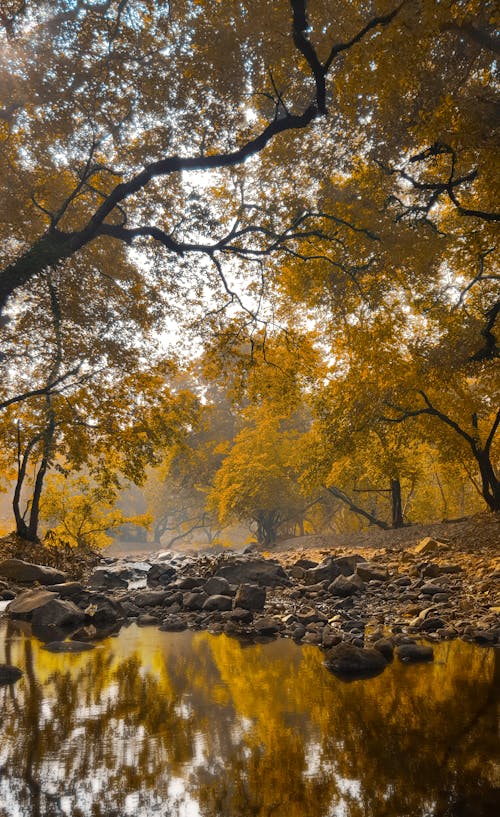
top-left (0, 513), bottom-right (498, 679)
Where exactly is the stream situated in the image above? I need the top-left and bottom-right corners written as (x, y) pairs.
top-left (0, 621), bottom-right (498, 817)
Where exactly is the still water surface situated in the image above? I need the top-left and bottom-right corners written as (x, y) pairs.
top-left (0, 621), bottom-right (498, 817)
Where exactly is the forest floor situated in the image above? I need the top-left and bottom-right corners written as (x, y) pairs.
top-left (270, 512), bottom-right (500, 565)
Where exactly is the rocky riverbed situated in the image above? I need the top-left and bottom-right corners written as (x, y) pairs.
top-left (0, 513), bottom-right (498, 681)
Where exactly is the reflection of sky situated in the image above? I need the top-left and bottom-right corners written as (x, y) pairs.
top-left (0, 622), bottom-right (498, 817)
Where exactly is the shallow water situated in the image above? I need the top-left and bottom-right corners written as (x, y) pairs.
top-left (0, 621), bottom-right (498, 817)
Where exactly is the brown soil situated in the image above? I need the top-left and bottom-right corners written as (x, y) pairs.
top-left (270, 512), bottom-right (500, 567)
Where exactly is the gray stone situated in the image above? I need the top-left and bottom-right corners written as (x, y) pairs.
top-left (202, 594), bottom-right (233, 612)
top-left (373, 638), bottom-right (394, 661)
top-left (221, 607), bottom-right (253, 623)
top-left (134, 590), bottom-right (170, 608)
top-left (84, 594), bottom-right (123, 625)
top-left (203, 576), bottom-right (232, 596)
top-left (45, 582), bottom-right (84, 598)
top-left (0, 558), bottom-right (67, 585)
top-left (182, 591), bottom-right (208, 611)
top-left (253, 616), bottom-right (280, 635)
top-left (356, 562), bottom-right (389, 582)
top-left (31, 598), bottom-right (86, 628)
top-left (324, 642), bottom-right (388, 679)
top-left (216, 558), bottom-right (289, 587)
top-left (234, 583), bottom-right (266, 611)
top-left (89, 569), bottom-right (128, 590)
top-left (147, 563), bottom-right (176, 587)
top-left (328, 574), bottom-right (360, 597)
top-left (7, 588), bottom-right (57, 618)
top-left (0, 664), bottom-right (23, 685)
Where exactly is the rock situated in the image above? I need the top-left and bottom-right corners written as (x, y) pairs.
top-left (182, 591), bottom-right (208, 611)
top-left (322, 627), bottom-right (343, 648)
top-left (221, 607), bottom-right (253, 623)
top-left (84, 594), bottom-right (123, 625)
top-left (147, 564), bottom-right (176, 588)
top-left (137, 613), bottom-right (161, 626)
top-left (413, 537), bottom-right (448, 556)
top-left (202, 594), bottom-right (233, 612)
top-left (42, 641), bottom-right (95, 653)
top-left (88, 569), bottom-right (128, 590)
top-left (419, 617), bottom-right (446, 633)
top-left (134, 590), bottom-right (169, 608)
top-left (0, 664), bottom-right (23, 685)
top-left (31, 598), bottom-right (86, 628)
top-left (305, 555), bottom-right (365, 586)
top-left (324, 643), bottom-right (388, 679)
top-left (173, 576), bottom-right (204, 590)
top-left (234, 583), bottom-right (266, 611)
top-left (296, 607), bottom-right (327, 625)
top-left (0, 558), bottom-right (67, 585)
top-left (215, 558), bottom-right (289, 587)
top-left (373, 638), bottom-right (394, 661)
top-left (356, 563), bottom-right (389, 582)
top-left (203, 576), bottom-right (232, 596)
top-left (420, 583), bottom-right (451, 596)
top-left (291, 624), bottom-right (306, 641)
top-left (7, 588), bottom-right (57, 618)
top-left (253, 616), bottom-right (280, 635)
top-left (159, 617), bottom-right (187, 632)
top-left (396, 644), bottom-right (434, 663)
top-left (45, 582), bottom-right (84, 598)
top-left (328, 574), bottom-right (360, 597)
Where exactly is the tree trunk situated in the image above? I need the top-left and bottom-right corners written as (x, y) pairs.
top-left (390, 478), bottom-right (404, 528)
top-left (476, 451), bottom-right (500, 511)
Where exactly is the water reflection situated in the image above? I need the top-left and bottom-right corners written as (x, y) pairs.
top-left (0, 622), bottom-right (498, 817)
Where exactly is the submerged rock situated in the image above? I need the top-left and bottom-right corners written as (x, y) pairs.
top-left (324, 642), bottom-right (388, 679)
top-left (42, 641), bottom-right (95, 653)
top-left (0, 664), bottom-right (23, 685)
top-left (396, 644), bottom-right (434, 663)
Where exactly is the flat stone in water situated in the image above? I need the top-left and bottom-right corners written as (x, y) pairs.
top-left (42, 641), bottom-right (95, 653)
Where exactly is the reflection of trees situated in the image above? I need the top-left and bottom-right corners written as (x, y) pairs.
top-left (0, 622), bottom-right (498, 817)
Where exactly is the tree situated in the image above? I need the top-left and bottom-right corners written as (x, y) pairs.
top-left (40, 472), bottom-right (151, 549)
top-left (209, 406), bottom-right (313, 545)
top-left (0, 1), bottom-right (408, 318)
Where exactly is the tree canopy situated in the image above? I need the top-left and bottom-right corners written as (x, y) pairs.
top-left (0, 1), bottom-right (498, 542)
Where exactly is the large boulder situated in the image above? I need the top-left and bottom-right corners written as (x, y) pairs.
top-left (134, 590), bottom-right (170, 608)
top-left (324, 643), bottom-right (388, 679)
top-left (215, 558), bottom-right (289, 587)
top-left (0, 664), bottom-right (23, 685)
top-left (7, 588), bottom-right (57, 619)
top-left (31, 598), bottom-right (86, 628)
top-left (0, 558), bottom-right (67, 585)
